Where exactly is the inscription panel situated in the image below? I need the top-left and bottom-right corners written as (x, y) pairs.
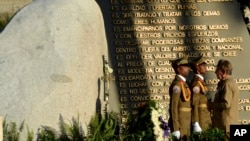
top-left (101, 0), bottom-right (250, 125)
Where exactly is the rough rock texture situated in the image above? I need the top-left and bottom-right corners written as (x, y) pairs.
top-left (0, 0), bottom-right (107, 133)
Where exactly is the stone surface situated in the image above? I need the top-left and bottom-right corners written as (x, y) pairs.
top-left (0, 0), bottom-right (107, 134)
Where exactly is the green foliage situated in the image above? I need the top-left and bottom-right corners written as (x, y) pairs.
top-left (26, 125), bottom-right (34, 141)
top-left (122, 101), bottom-right (156, 141)
top-left (58, 114), bottom-right (85, 141)
top-left (36, 126), bottom-right (58, 141)
top-left (3, 118), bottom-right (25, 141)
top-left (190, 128), bottom-right (225, 141)
top-left (36, 115), bottom-right (86, 141)
top-left (88, 112), bottom-right (119, 141)
top-left (2, 112), bottom-right (225, 141)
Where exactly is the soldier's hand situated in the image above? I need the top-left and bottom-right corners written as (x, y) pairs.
top-left (193, 122), bottom-right (202, 133)
top-left (172, 130), bottom-right (180, 140)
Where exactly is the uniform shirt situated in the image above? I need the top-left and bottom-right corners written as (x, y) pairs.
top-left (211, 75), bottom-right (239, 132)
top-left (169, 75), bottom-right (192, 132)
top-left (191, 75), bottom-right (211, 130)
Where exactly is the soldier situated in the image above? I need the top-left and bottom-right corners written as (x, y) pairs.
top-left (209, 59), bottom-right (239, 141)
top-left (189, 56), bottom-right (211, 132)
top-left (168, 56), bottom-right (191, 140)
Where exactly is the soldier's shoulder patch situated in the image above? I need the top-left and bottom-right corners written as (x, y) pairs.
top-left (173, 85), bottom-right (181, 93)
top-left (193, 86), bottom-right (200, 94)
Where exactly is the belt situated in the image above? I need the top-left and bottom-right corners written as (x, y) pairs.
top-left (179, 107), bottom-right (191, 112)
top-left (198, 104), bottom-right (207, 108)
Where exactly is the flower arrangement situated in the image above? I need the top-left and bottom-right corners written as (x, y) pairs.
top-left (150, 105), bottom-right (170, 141)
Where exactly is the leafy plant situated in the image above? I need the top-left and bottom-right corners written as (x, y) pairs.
top-left (190, 128), bottom-right (225, 141)
top-left (58, 114), bottom-right (85, 141)
top-left (36, 126), bottom-right (58, 141)
top-left (1, 112), bottom-right (226, 141)
top-left (26, 125), bottom-right (34, 141)
top-left (122, 101), bottom-right (156, 141)
top-left (3, 118), bottom-right (25, 141)
top-left (88, 112), bottom-right (119, 141)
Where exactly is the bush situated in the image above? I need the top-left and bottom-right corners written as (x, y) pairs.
top-left (3, 118), bottom-right (25, 141)
top-left (122, 101), bottom-right (156, 141)
top-left (190, 128), bottom-right (225, 141)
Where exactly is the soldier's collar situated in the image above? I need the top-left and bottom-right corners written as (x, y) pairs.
top-left (195, 74), bottom-right (204, 81)
top-left (177, 75), bottom-right (186, 82)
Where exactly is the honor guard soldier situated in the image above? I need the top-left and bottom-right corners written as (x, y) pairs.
top-left (189, 56), bottom-right (211, 132)
top-left (168, 56), bottom-right (191, 140)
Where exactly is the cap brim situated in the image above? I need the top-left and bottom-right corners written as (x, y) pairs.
top-left (179, 64), bottom-right (190, 67)
top-left (198, 62), bottom-right (207, 65)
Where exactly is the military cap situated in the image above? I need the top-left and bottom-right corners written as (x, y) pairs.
top-left (190, 55), bottom-right (206, 66)
top-left (171, 56), bottom-right (189, 67)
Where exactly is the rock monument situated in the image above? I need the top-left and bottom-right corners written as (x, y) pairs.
top-left (0, 0), bottom-right (108, 135)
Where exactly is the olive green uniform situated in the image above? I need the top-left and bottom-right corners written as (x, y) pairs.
top-left (191, 75), bottom-right (211, 131)
top-left (211, 75), bottom-right (239, 141)
top-left (169, 75), bottom-right (192, 139)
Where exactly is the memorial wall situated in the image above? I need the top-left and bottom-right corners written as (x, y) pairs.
top-left (98, 0), bottom-right (250, 126)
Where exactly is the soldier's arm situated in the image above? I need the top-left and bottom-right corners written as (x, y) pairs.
top-left (213, 81), bottom-right (233, 110)
top-left (171, 85), bottom-right (181, 131)
top-left (192, 85), bottom-right (200, 123)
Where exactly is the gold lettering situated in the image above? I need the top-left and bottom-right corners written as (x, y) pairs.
top-left (203, 11), bottom-right (220, 16)
top-left (162, 11), bottom-right (182, 16)
top-left (150, 5), bottom-right (175, 10)
top-left (222, 51), bottom-right (237, 56)
top-left (163, 32), bottom-right (186, 37)
top-left (127, 68), bottom-right (154, 73)
top-left (172, 46), bottom-right (191, 51)
top-left (153, 53), bottom-right (177, 59)
top-left (179, 25), bottom-right (207, 30)
top-left (239, 99), bottom-right (250, 104)
top-left (140, 47), bottom-right (160, 52)
top-left (151, 39), bottom-right (184, 45)
top-left (116, 48), bottom-right (137, 53)
top-left (134, 12), bottom-right (160, 18)
top-left (206, 79), bottom-right (219, 84)
top-left (216, 44), bottom-right (243, 50)
top-left (156, 74), bottom-right (175, 79)
top-left (121, 5), bottom-right (147, 11)
top-left (238, 85), bottom-right (250, 91)
top-left (194, 45), bottom-right (210, 51)
top-left (235, 78), bottom-right (250, 84)
top-left (157, 60), bottom-right (171, 66)
top-left (177, 4), bottom-right (196, 10)
top-left (188, 31), bottom-right (219, 37)
top-left (211, 37), bottom-right (243, 43)
top-left (208, 24), bottom-right (228, 29)
top-left (128, 82), bottom-right (148, 87)
top-left (123, 25), bottom-right (162, 32)
top-left (133, 19), bottom-right (148, 24)
top-left (120, 0), bottom-right (143, 4)
top-left (151, 81), bottom-right (164, 86)
top-left (113, 20), bottom-right (129, 25)
top-left (135, 33), bottom-right (161, 38)
top-left (150, 18), bottom-right (176, 24)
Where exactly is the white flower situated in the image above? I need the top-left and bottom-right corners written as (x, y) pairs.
top-left (151, 107), bottom-right (165, 141)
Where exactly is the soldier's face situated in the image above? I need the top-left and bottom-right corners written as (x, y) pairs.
top-left (197, 63), bottom-right (207, 75)
top-left (177, 65), bottom-right (190, 77)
